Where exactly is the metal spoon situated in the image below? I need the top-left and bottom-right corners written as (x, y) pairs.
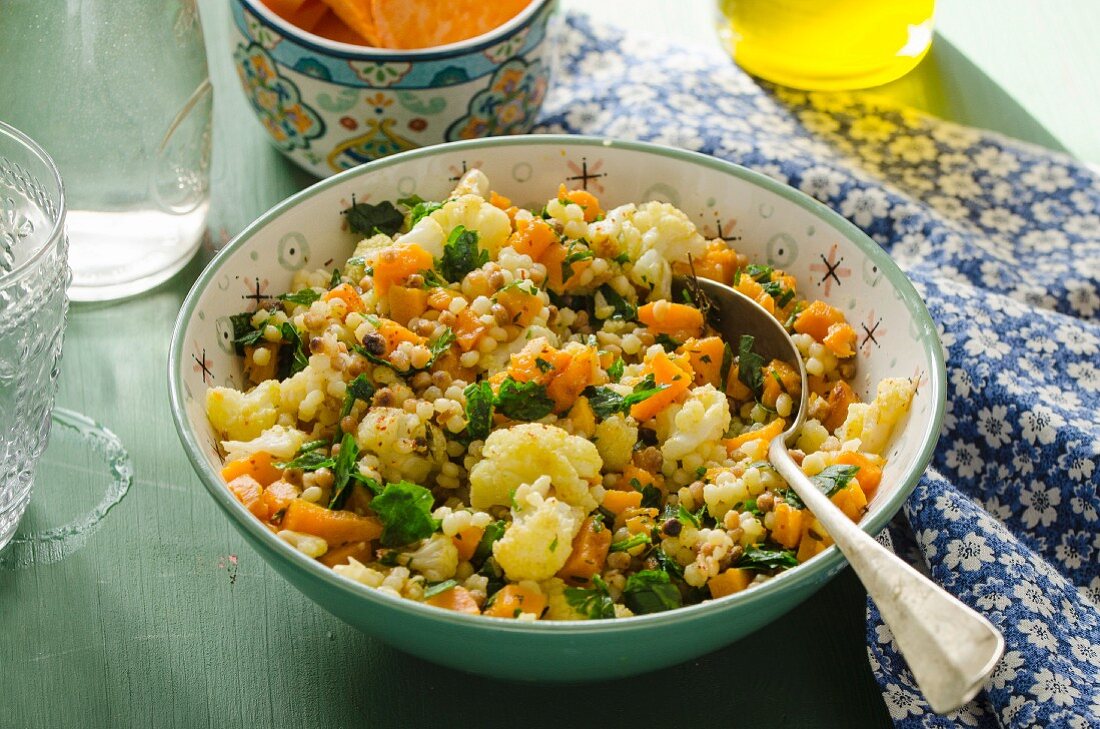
top-left (674, 275), bottom-right (1004, 714)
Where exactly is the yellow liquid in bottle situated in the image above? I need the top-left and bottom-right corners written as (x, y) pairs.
top-left (717, 0), bottom-right (935, 90)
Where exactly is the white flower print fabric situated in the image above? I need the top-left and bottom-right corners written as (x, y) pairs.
top-left (537, 15), bottom-right (1099, 727)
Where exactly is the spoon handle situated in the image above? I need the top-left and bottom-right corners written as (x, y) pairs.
top-left (768, 439), bottom-right (1004, 714)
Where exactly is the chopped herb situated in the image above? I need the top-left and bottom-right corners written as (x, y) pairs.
top-left (560, 244), bottom-right (594, 283)
top-left (622, 570), bottom-right (682, 614)
top-left (278, 322), bottom-right (309, 378)
top-left (535, 357), bottom-right (553, 373)
top-left (583, 374), bottom-right (667, 419)
top-left (613, 252), bottom-right (631, 265)
top-left (339, 373), bottom-right (376, 419)
top-left (811, 464), bottom-right (861, 497)
top-left (328, 433), bottom-right (360, 510)
top-left (776, 287), bottom-right (795, 308)
top-left (695, 466), bottom-right (708, 479)
top-left (299, 439), bottom-right (329, 454)
top-left (677, 503), bottom-right (701, 528)
top-left (279, 288), bottom-right (322, 307)
top-left (746, 263), bottom-right (774, 282)
top-left (739, 498), bottom-right (762, 516)
top-left (639, 484), bottom-right (662, 509)
top-left (329, 268), bottom-right (342, 288)
top-left (352, 343), bottom-right (392, 369)
top-left (346, 256), bottom-right (366, 267)
top-left (784, 301), bottom-right (806, 330)
top-left (719, 341), bottom-right (734, 385)
top-left (654, 333), bottom-right (682, 351)
top-left (398, 195), bottom-right (443, 227)
top-left (549, 536), bottom-right (559, 553)
top-left (607, 357), bottom-right (625, 383)
top-left (343, 196), bottom-right (405, 237)
top-left (737, 334), bottom-right (765, 398)
top-left (423, 579), bottom-right (458, 599)
top-left (598, 284), bottom-right (636, 321)
top-left (653, 547), bottom-right (684, 580)
top-left (349, 472), bottom-right (382, 495)
top-left (735, 545), bottom-right (798, 571)
top-left (420, 268), bottom-right (447, 289)
top-left (471, 520), bottom-right (506, 567)
top-left (778, 488), bottom-right (805, 510)
top-left (495, 377), bottom-right (554, 421)
top-left (369, 480), bottom-right (440, 547)
top-left (610, 533), bottom-right (651, 552)
top-left (564, 574), bottom-right (616, 620)
top-left (275, 450), bottom-right (334, 471)
top-left (496, 279), bottom-right (539, 296)
top-left (461, 381), bottom-right (494, 442)
top-left (437, 225), bottom-right (488, 282)
top-left (230, 312), bottom-right (265, 353)
top-left (426, 327), bottom-right (456, 366)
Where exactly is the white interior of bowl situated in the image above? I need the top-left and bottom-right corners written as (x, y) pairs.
top-left (173, 136), bottom-right (944, 597)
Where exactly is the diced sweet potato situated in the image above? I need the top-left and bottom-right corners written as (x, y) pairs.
top-left (771, 502), bottom-right (803, 549)
top-left (637, 301), bottom-right (705, 341)
top-left (708, 568), bottom-right (752, 598)
top-left (823, 380), bottom-right (859, 433)
top-left (372, 244), bottom-right (433, 295)
top-left (602, 490), bottom-right (642, 516)
top-left (281, 499), bottom-right (383, 546)
top-left (227, 475), bottom-right (268, 520)
top-left (425, 585), bottom-right (480, 614)
top-left (761, 358), bottom-right (801, 409)
top-left (556, 517), bottom-right (612, 584)
top-left (630, 351), bottom-right (692, 421)
top-left (221, 451), bottom-right (283, 487)
top-left (830, 482), bottom-right (868, 522)
top-left (451, 525), bottom-right (484, 562)
top-left (319, 541), bottom-right (371, 568)
top-left (723, 417), bottom-right (785, 453)
top-left (679, 336), bottom-right (725, 388)
top-left (546, 347), bottom-right (597, 413)
top-left (323, 283), bottom-right (365, 313)
top-left (483, 584), bottom-right (546, 619)
top-left (835, 450), bottom-right (884, 495)
top-left (387, 285), bottom-right (428, 325)
top-left (557, 184), bottom-right (602, 223)
top-left (507, 217), bottom-right (556, 261)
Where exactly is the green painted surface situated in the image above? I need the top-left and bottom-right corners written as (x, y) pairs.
top-left (1, 0), bottom-right (1095, 726)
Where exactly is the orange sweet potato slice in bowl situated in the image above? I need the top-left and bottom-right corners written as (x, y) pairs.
top-left (371, 0), bottom-right (531, 49)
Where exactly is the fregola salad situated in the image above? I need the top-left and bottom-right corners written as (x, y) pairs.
top-left (206, 169), bottom-right (913, 620)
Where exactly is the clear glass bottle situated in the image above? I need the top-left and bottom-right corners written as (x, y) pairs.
top-left (0, 0), bottom-right (212, 301)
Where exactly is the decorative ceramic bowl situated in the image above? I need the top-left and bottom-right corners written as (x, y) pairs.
top-left (169, 136), bottom-right (946, 681)
top-left (228, 0), bottom-right (557, 177)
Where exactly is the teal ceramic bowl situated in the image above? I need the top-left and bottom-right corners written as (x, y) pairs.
top-left (229, 0), bottom-right (557, 177)
top-left (168, 135), bottom-right (946, 681)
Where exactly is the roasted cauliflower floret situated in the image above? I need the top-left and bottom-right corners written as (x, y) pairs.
top-left (356, 406), bottom-right (446, 484)
top-left (405, 533), bottom-right (459, 582)
top-left (493, 488), bottom-right (582, 581)
top-left (393, 191), bottom-right (510, 260)
top-left (659, 385), bottom-right (731, 462)
top-left (594, 413), bottom-right (638, 472)
top-left (468, 423), bottom-right (603, 511)
top-left (206, 380), bottom-right (281, 441)
top-left (837, 377), bottom-right (915, 454)
top-left (221, 424), bottom-right (308, 463)
top-left (450, 168), bottom-right (490, 199)
top-left (587, 201), bottom-right (707, 300)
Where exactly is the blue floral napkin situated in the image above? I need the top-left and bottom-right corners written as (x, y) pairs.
top-left (537, 14), bottom-right (1100, 727)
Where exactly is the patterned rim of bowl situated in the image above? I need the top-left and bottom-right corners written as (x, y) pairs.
top-left (239, 0), bottom-right (557, 60)
top-left (168, 134), bottom-right (947, 634)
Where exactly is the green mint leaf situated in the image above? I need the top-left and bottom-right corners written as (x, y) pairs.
top-left (613, 252), bottom-right (631, 265)
top-left (737, 334), bottom-right (765, 398)
top-left (564, 574), bottom-right (616, 620)
top-left (810, 464), bottom-right (861, 497)
top-left (677, 503), bottom-right (701, 528)
top-left (369, 480), bottom-right (440, 547)
top-left (278, 322), bottom-right (308, 378)
top-left (494, 377), bottom-right (554, 421)
top-left (279, 288), bottom-right (322, 307)
top-left (343, 196), bottom-right (404, 237)
top-left (610, 533), bottom-right (651, 552)
top-left (583, 374), bottom-right (666, 419)
top-left (423, 579), bottom-right (458, 599)
top-left (471, 520), bottom-right (506, 568)
top-left (398, 195), bottom-right (443, 227)
top-left (598, 284), bottom-right (636, 321)
top-left (652, 547), bottom-right (684, 580)
top-left (462, 381), bottom-right (494, 442)
top-left (340, 373), bottom-right (376, 418)
top-left (275, 450), bottom-right (334, 471)
top-left (607, 357), bottom-right (624, 383)
top-left (735, 545), bottom-right (798, 571)
top-left (230, 312), bottom-right (265, 353)
top-left (654, 333), bottom-right (681, 352)
top-left (746, 264), bottom-right (774, 282)
top-left (437, 225), bottom-right (488, 282)
top-left (622, 570), bottom-right (682, 614)
top-left (778, 487), bottom-right (805, 510)
top-left (328, 433), bottom-right (360, 510)
top-left (560, 244), bottom-right (594, 283)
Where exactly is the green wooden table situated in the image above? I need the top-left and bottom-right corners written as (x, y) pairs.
top-left (2, 2), bottom-right (1096, 727)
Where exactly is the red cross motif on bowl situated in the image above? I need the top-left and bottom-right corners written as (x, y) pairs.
top-left (565, 156), bottom-right (606, 193)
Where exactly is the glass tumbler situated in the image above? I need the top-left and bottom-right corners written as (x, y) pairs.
top-left (0, 0), bottom-right (211, 301)
top-left (0, 122), bottom-right (69, 550)
top-left (716, 0), bottom-right (935, 90)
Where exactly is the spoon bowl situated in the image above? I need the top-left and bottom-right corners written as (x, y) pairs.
top-left (675, 274), bottom-right (1004, 714)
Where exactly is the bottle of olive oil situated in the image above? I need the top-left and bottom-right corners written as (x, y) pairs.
top-left (716, 0), bottom-right (935, 90)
